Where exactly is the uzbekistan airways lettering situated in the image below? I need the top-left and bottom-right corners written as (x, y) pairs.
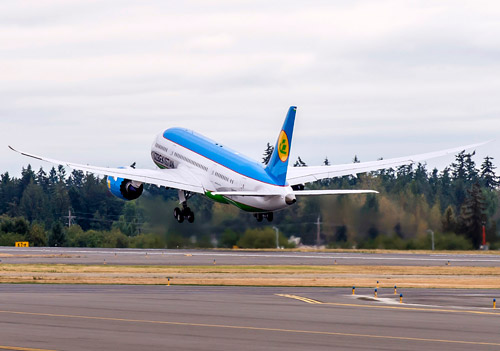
top-left (9, 106), bottom-right (487, 224)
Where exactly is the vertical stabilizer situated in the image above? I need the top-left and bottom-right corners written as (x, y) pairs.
top-left (265, 106), bottom-right (296, 185)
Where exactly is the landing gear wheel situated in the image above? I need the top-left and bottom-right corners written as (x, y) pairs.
top-left (266, 212), bottom-right (274, 222)
top-left (174, 207), bottom-right (184, 223)
top-left (255, 213), bottom-right (263, 222)
top-left (185, 208), bottom-right (195, 223)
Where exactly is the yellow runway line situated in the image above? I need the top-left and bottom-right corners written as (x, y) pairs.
top-left (275, 294), bottom-right (322, 304)
top-left (0, 346), bottom-right (57, 351)
top-left (275, 294), bottom-right (500, 316)
top-left (0, 309), bottom-right (499, 347)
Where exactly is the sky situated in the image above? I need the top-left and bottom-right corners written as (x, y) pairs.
top-left (1, 0), bottom-right (499, 177)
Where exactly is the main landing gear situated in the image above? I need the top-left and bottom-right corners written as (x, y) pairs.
top-left (254, 212), bottom-right (274, 222)
top-left (173, 206), bottom-right (194, 223)
top-left (173, 190), bottom-right (195, 223)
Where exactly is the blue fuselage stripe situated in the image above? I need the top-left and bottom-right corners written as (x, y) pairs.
top-left (163, 128), bottom-right (282, 186)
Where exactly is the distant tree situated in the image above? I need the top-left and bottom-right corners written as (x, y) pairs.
top-left (441, 205), bottom-right (457, 233)
top-left (464, 151), bottom-right (478, 183)
top-left (457, 183), bottom-right (486, 248)
top-left (57, 165), bottom-right (66, 183)
top-left (262, 143), bottom-right (274, 165)
top-left (28, 223), bottom-right (47, 247)
top-left (293, 157), bottom-right (307, 167)
top-left (67, 170), bottom-right (85, 188)
top-left (48, 167), bottom-right (58, 186)
top-left (36, 167), bottom-right (49, 191)
top-left (219, 229), bottom-right (240, 248)
top-left (19, 181), bottom-right (49, 222)
top-left (451, 151), bottom-right (468, 181)
top-left (480, 156), bottom-right (499, 190)
top-left (323, 157), bottom-right (330, 166)
top-left (48, 221), bottom-right (66, 247)
top-left (353, 155), bottom-right (360, 163)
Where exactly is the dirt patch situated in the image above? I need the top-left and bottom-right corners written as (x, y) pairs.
top-left (0, 264), bottom-right (500, 288)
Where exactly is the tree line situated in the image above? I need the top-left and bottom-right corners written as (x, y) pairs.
top-left (0, 148), bottom-right (498, 249)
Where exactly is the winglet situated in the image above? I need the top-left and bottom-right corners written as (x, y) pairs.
top-left (265, 106), bottom-right (296, 186)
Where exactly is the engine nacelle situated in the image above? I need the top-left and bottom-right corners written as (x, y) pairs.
top-left (107, 176), bottom-right (144, 201)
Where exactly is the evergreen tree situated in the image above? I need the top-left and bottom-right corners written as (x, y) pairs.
top-left (457, 183), bottom-right (486, 248)
top-left (36, 167), bottom-right (49, 191)
top-left (57, 165), bottom-right (67, 183)
top-left (48, 167), bottom-right (58, 187)
top-left (67, 170), bottom-right (85, 188)
top-left (28, 223), bottom-right (47, 247)
top-left (353, 155), bottom-right (360, 163)
top-left (464, 151), bottom-right (478, 183)
top-left (323, 157), bottom-right (330, 166)
top-left (480, 156), bottom-right (499, 190)
top-left (262, 143), bottom-right (274, 165)
top-left (48, 222), bottom-right (66, 247)
top-left (451, 151), bottom-right (467, 181)
top-left (441, 205), bottom-right (456, 233)
top-left (293, 157), bottom-right (307, 167)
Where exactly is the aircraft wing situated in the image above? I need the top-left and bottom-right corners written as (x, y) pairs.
top-left (8, 146), bottom-right (205, 194)
top-left (286, 141), bottom-right (489, 186)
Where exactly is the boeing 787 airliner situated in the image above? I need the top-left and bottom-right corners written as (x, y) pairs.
top-left (9, 106), bottom-right (485, 223)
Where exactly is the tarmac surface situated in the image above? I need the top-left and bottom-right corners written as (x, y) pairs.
top-left (1, 247), bottom-right (500, 266)
top-left (0, 284), bottom-right (499, 351)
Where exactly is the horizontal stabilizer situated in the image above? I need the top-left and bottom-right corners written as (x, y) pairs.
top-left (211, 191), bottom-right (282, 197)
top-left (292, 189), bottom-right (378, 196)
top-left (211, 189), bottom-right (378, 197)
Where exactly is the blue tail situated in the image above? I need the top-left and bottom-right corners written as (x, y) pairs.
top-left (265, 106), bottom-right (296, 186)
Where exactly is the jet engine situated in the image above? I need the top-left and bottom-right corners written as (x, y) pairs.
top-left (107, 176), bottom-right (144, 201)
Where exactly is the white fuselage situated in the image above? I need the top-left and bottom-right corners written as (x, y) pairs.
top-left (151, 132), bottom-right (293, 212)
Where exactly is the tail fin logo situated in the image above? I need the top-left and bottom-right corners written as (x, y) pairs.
top-left (278, 130), bottom-right (289, 162)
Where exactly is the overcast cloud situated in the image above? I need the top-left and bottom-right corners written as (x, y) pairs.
top-left (1, 0), bottom-right (499, 176)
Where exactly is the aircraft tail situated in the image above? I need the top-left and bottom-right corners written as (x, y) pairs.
top-left (265, 106), bottom-right (296, 186)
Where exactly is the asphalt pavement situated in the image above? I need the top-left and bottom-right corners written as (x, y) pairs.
top-left (0, 285), bottom-right (499, 351)
top-left (1, 247), bottom-right (500, 266)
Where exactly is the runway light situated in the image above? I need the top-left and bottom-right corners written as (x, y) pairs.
top-left (394, 286), bottom-right (397, 295)
top-left (494, 299), bottom-right (496, 309)
top-left (167, 278), bottom-right (170, 287)
top-left (374, 288), bottom-right (378, 298)
top-left (400, 294), bottom-right (403, 303)
top-left (213, 259), bottom-right (216, 265)
top-left (352, 286), bottom-right (355, 295)
top-left (376, 281), bottom-right (379, 289)
top-left (446, 260), bottom-right (450, 266)
top-left (103, 259), bottom-right (106, 265)
top-left (334, 260), bottom-right (337, 265)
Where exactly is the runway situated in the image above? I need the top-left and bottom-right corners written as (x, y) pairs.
top-left (0, 284), bottom-right (499, 351)
top-left (1, 247), bottom-right (500, 266)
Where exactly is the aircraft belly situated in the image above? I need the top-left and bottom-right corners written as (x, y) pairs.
top-left (226, 195), bottom-right (287, 212)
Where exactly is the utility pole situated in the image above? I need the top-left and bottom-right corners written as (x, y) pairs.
top-left (316, 215), bottom-right (321, 247)
top-left (273, 226), bottom-right (279, 249)
top-left (64, 208), bottom-right (76, 227)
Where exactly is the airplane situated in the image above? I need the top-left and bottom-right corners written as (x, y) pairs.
top-left (9, 106), bottom-right (486, 223)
